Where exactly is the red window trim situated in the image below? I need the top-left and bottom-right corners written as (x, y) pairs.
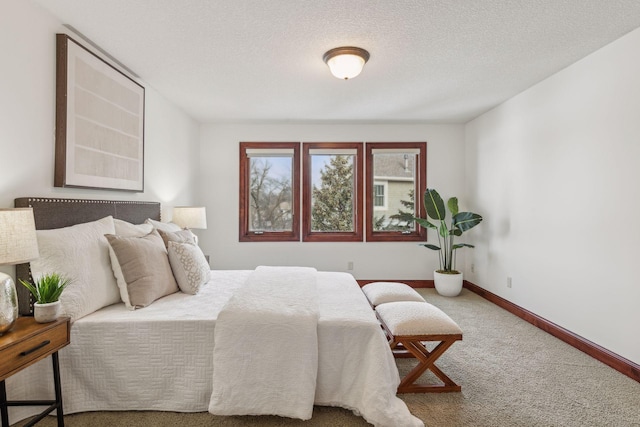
top-left (239, 142), bottom-right (300, 242)
top-left (302, 142), bottom-right (364, 242)
top-left (365, 142), bottom-right (427, 242)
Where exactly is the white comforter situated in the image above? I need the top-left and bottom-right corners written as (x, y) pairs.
top-left (7, 270), bottom-right (422, 427)
top-left (209, 266), bottom-right (320, 419)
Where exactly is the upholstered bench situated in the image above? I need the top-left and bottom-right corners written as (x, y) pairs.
top-left (375, 301), bottom-right (463, 393)
top-left (361, 281), bottom-right (426, 308)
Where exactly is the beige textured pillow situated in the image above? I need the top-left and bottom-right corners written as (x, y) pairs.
top-left (167, 241), bottom-right (211, 294)
top-left (157, 228), bottom-right (196, 248)
top-left (105, 229), bottom-right (179, 309)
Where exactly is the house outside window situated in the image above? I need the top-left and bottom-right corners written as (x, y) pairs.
top-left (366, 142), bottom-right (427, 242)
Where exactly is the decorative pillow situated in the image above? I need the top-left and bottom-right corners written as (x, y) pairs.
top-left (105, 229), bottom-right (179, 309)
top-left (30, 216), bottom-right (119, 322)
top-left (167, 241), bottom-right (211, 294)
top-left (145, 218), bottom-right (181, 233)
top-left (114, 218), bottom-right (153, 237)
top-left (157, 228), bottom-right (197, 248)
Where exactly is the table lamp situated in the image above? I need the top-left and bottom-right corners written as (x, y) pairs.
top-left (171, 207), bottom-right (207, 230)
top-left (0, 208), bottom-right (40, 334)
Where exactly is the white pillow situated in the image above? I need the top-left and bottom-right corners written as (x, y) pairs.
top-left (114, 218), bottom-right (153, 237)
top-left (145, 218), bottom-right (181, 233)
top-left (30, 216), bottom-right (119, 322)
top-left (167, 241), bottom-right (211, 295)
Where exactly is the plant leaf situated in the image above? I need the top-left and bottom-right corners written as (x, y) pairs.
top-left (413, 217), bottom-right (437, 229)
top-left (424, 189), bottom-right (446, 221)
top-left (439, 222), bottom-right (448, 238)
top-left (23, 273), bottom-right (70, 304)
top-left (452, 212), bottom-right (483, 232)
top-left (419, 244), bottom-right (441, 250)
top-left (452, 243), bottom-right (475, 249)
top-left (448, 197), bottom-right (459, 216)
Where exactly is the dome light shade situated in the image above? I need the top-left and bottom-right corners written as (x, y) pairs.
top-left (323, 46), bottom-right (370, 80)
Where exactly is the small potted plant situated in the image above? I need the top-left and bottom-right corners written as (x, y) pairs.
top-left (414, 189), bottom-right (483, 296)
top-left (19, 273), bottom-right (70, 323)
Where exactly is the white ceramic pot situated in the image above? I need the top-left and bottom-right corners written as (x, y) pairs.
top-left (34, 301), bottom-right (61, 323)
top-left (433, 271), bottom-right (463, 297)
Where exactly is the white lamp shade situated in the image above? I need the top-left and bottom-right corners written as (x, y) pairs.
top-left (172, 207), bottom-right (207, 229)
top-left (0, 208), bottom-right (40, 265)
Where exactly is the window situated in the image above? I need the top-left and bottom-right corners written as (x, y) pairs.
top-left (373, 183), bottom-right (386, 208)
top-left (366, 142), bottom-right (427, 242)
top-left (302, 142), bottom-right (363, 242)
top-left (239, 141), bottom-right (422, 243)
top-left (239, 142), bottom-right (300, 241)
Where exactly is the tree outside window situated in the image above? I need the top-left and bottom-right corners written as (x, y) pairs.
top-left (239, 142), bottom-right (300, 241)
top-left (249, 157), bottom-right (293, 232)
top-left (303, 143), bottom-right (363, 242)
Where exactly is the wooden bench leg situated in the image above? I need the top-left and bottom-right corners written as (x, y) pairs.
top-left (396, 337), bottom-right (461, 393)
top-left (375, 304), bottom-right (463, 393)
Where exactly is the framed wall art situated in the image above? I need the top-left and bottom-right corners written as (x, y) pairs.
top-left (55, 34), bottom-right (145, 192)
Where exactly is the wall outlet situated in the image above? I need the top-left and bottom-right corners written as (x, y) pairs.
top-left (471, 263), bottom-right (475, 273)
top-left (347, 261), bottom-right (354, 271)
top-left (507, 277), bottom-right (512, 288)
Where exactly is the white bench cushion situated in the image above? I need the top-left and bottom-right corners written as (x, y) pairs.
top-left (361, 282), bottom-right (426, 306)
top-left (376, 301), bottom-right (462, 336)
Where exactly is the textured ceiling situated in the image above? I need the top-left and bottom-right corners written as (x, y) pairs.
top-left (31, 0), bottom-right (640, 124)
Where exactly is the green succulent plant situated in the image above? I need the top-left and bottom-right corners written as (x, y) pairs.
top-left (19, 273), bottom-right (70, 304)
top-left (413, 189), bottom-right (483, 273)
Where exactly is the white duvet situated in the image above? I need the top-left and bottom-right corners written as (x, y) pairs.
top-left (209, 266), bottom-right (319, 419)
top-left (7, 270), bottom-right (422, 427)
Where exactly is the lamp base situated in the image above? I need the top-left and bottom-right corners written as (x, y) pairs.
top-left (0, 272), bottom-right (19, 335)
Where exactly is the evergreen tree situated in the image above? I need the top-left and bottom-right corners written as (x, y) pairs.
top-left (374, 188), bottom-right (415, 231)
top-left (388, 188), bottom-right (415, 230)
top-left (311, 155), bottom-right (353, 231)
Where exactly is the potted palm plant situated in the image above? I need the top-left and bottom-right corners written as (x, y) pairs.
top-left (414, 189), bottom-right (483, 296)
top-left (19, 273), bottom-right (70, 323)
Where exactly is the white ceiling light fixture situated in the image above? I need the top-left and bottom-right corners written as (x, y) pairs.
top-left (323, 46), bottom-right (370, 80)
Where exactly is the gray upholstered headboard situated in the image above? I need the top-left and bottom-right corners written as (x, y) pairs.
top-left (14, 197), bottom-right (162, 315)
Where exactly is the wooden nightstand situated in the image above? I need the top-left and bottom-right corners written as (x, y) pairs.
top-left (0, 317), bottom-right (70, 427)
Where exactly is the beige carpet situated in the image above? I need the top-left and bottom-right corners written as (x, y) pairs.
top-left (19, 289), bottom-right (640, 427)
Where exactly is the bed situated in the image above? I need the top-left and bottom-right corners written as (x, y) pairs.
top-left (7, 197), bottom-right (422, 427)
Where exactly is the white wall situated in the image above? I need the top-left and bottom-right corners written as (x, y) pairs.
top-left (198, 123), bottom-right (465, 280)
top-left (0, 0), bottom-right (200, 275)
top-left (464, 27), bottom-right (640, 364)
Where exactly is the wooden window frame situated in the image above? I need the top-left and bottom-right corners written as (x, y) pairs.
top-left (302, 142), bottom-right (364, 242)
top-left (239, 142), bottom-right (300, 242)
top-left (365, 142), bottom-right (427, 242)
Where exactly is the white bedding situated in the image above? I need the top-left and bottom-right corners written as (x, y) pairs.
top-left (209, 266), bottom-right (319, 419)
top-left (7, 270), bottom-right (422, 427)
